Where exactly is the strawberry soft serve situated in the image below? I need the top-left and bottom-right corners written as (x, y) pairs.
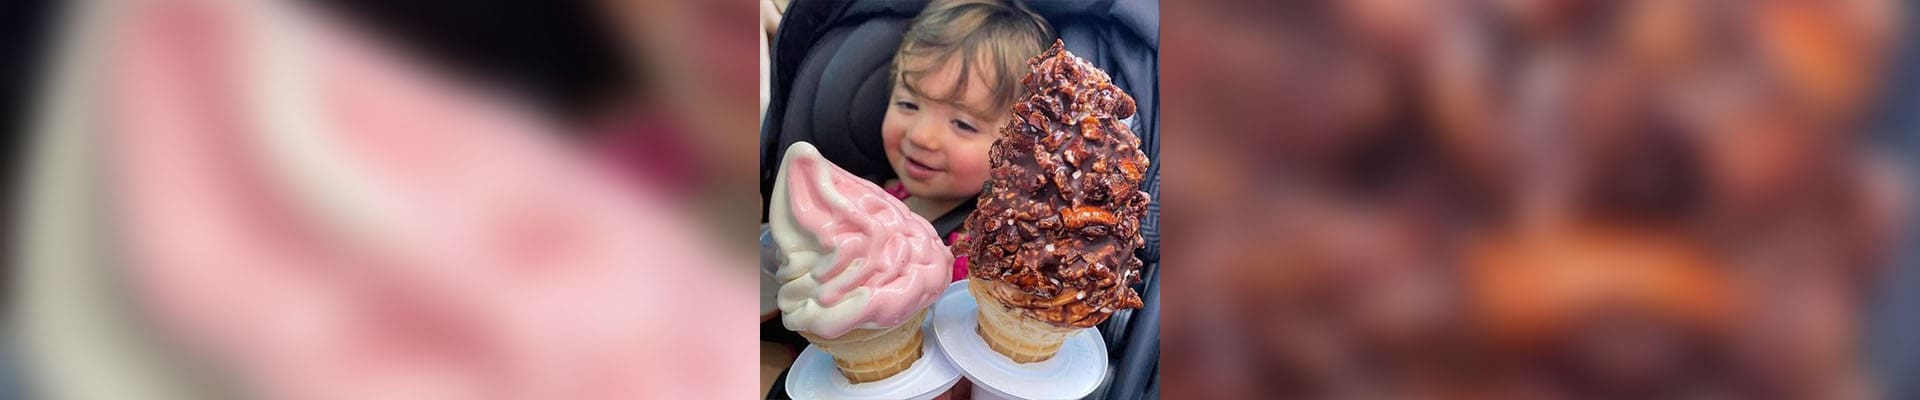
top-left (769, 142), bottom-right (951, 339)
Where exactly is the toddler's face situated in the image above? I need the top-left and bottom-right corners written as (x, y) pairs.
top-left (882, 57), bottom-right (1008, 203)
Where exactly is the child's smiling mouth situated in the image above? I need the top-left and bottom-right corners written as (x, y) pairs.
top-left (904, 157), bottom-right (943, 180)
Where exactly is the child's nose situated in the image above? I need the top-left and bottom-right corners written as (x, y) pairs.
top-left (906, 120), bottom-right (942, 151)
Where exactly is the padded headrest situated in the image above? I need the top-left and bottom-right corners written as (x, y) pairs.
top-left (771, 17), bottom-right (907, 184)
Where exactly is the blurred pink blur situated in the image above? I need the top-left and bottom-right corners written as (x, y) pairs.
top-left (15, 0), bottom-right (758, 398)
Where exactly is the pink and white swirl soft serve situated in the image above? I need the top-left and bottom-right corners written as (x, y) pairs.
top-left (770, 142), bottom-right (951, 339)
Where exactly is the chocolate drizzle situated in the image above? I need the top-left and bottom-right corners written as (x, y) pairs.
top-left (956, 40), bottom-right (1149, 328)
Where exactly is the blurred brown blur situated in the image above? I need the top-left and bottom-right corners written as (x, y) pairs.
top-left (1163, 0), bottom-right (1909, 399)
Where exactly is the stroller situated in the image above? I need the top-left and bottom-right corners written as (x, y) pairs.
top-left (759, 0), bottom-right (1160, 398)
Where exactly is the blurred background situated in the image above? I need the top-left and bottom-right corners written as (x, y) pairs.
top-left (3, 0), bottom-right (759, 398)
top-left (1161, 0), bottom-right (1917, 399)
top-left (0, 0), bottom-right (1914, 399)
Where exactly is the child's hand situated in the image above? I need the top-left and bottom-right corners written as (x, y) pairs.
top-left (950, 231), bottom-right (970, 282)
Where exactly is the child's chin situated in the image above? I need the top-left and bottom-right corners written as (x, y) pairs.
top-left (902, 181), bottom-right (953, 198)
top-left (900, 179), bottom-right (932, 194)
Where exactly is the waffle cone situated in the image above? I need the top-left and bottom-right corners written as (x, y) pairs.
top-left (799, 310), bottom-right (927, 383)
top-left (970, 278), bottom-right (1081, 363)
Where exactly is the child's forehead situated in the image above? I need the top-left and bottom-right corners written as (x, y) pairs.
top-left (896, 53), bottom-right (1007, 118)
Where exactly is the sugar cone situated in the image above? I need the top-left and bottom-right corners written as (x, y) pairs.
top-left (971, 278), bottom-right (1082, 363)
top-left (799, 310), bottom-right (927, 383)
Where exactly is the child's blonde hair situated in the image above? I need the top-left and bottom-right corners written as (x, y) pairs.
top-left (892, 0), bottom-right (1055, 118)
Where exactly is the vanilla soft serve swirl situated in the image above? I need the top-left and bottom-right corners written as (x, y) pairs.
top-left (770, 142), bottom-right (950, 339)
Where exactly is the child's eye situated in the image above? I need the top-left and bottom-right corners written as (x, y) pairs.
top-left (952, 120), bottom-right (978, 133)
top-left (895, 101), bottom-right (919, 111)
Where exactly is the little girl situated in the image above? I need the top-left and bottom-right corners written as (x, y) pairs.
top-left (879, 0), bottom-right (1054, 280)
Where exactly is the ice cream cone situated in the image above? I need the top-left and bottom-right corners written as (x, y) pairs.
top-left (956, 41), bottom-right (1147, 365)
top-left (799, 310), bottom-right (927, 383)
top-left (971, 278), bottom-right (1082, 363)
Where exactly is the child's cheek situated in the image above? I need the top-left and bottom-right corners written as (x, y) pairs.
top-left (947, 146), bottom-right (994, 194)
top-left (879, 115), bottom-right (906, 166)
